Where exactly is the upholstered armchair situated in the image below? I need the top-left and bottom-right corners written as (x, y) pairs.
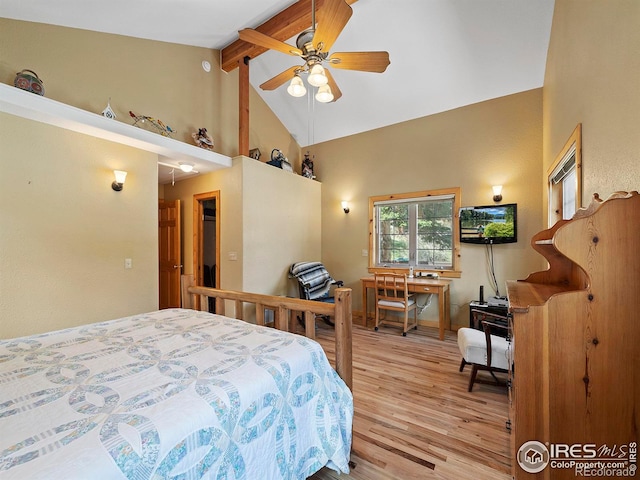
top-left (457, 309), bottom-right (511, 391)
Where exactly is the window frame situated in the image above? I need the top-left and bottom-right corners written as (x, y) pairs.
top-left (548, 124), bottom-right (582, 226)
top-left (368, 187), bottom-right (461, 278)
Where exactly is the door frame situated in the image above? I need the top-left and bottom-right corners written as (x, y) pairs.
top-left (193, 191), bottom-right (221, 293)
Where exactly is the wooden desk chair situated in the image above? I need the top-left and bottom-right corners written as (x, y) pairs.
top-left (373, 273), bottom-right (418, 336)
top-left (457, 309), bottom-right (511, 391)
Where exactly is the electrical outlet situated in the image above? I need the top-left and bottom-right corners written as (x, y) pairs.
top-left (124, 258), bottom-right (132, 269)
top-left (361, 249), bottom-right (368, 257)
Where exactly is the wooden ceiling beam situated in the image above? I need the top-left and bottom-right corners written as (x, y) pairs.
top-left (220, 0), bottom-right (357, 72)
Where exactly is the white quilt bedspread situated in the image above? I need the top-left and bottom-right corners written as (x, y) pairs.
top-left (0, 309), bottom-right (353, 479)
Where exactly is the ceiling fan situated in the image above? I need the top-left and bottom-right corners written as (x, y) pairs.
top-left (238, 0), bottom-right (390, 102)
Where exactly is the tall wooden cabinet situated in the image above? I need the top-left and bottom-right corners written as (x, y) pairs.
top-left (506, 191), bottom-right (639, 479)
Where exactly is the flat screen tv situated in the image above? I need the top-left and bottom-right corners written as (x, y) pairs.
top-left (459, 203), bottom-right (517, 244)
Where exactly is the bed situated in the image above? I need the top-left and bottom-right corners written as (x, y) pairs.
top-left (0, 285), bottom-right (354, 479)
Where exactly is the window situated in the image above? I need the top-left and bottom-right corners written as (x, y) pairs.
top-left (548, 124), bottom-right (582, 226)
top-left (369, 188), bottom-right (461, 276)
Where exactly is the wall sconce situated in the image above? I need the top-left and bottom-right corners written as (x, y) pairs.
top-left (341, 201), bottom-right (350, 214)
top-left (492, 185), bottom-right (503, 203)
top-left (112, 170), bottom-right (127, 191)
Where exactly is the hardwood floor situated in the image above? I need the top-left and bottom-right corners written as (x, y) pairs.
top-left (309, 322), bottom-right (512, 480)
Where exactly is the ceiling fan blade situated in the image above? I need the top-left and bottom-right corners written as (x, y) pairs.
top-left (260, 65), bottom-right (301, 91)
top-left (313, 0), bottom-right (353, 52)
top-left (328, 51), bottom-right (390, 73)
top-left (324, 69), bottom-right (342, 102)
top-left (238, 29), bottom-right (302, 56)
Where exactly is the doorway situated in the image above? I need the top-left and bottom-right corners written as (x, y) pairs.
top-left (193, 191), bottom-right (220, 312)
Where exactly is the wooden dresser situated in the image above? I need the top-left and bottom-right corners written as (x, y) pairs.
top-left (507, 191), bottom-right (639, 479)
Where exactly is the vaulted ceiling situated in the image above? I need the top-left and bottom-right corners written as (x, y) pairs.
top-left (1, 0), bottom-right (555, 148)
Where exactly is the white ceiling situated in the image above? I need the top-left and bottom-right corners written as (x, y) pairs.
top-left (1, 0), bottom-right (555, 164)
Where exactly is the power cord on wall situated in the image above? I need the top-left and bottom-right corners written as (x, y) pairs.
top-left (485, 241), bottom-right (501, 297)
top-left (416, 293), bottom-right (434, 315)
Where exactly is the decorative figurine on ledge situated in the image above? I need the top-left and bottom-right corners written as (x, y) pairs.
top-left (14, 69), bottom-right (45, 96)
top-left (268, 149), bottom-right (293, 172)
top-left (249, 148), bottom-right (261, 160)
top-left (192, 128), bottom-right (214, 150)
top-left (101, 98), bottom-right (117, 120)
top-left (302, 152), bottom-right (315, 179)
top-left (129, 111), bottom-right (174, 137)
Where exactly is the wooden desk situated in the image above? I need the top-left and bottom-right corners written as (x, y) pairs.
top-left (361, 276), bottom-right (451, 340)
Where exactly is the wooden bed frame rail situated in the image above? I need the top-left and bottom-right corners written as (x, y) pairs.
top-left (182, 275), bottom-right (353, 390)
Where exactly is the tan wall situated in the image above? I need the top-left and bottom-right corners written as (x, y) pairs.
top-left (163, 159), bottom-right (245, 291)
top-left (309, 90), bottom-right (545, 328)
top-left (0, 19), bottom-right (223, 151)
top-left (12, 4), bottom-right (638, 335)
top-left (0, 18), bottom-right (300, 164)
top-left (0, 19), bottom-right (301, 337)
top-left (162, 157), bottom-right (321, 300)
top-left (246, 87), bottom-right (302, 170)
top-left (242, 157), bottom-right (321, 297)
top-left (543, 1), bottom-right (640, 209)
top-left (0, 113), bottom-right (158, 338)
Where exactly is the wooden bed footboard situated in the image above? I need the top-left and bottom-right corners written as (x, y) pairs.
top-left (181, 275), bottom-right (353, 390)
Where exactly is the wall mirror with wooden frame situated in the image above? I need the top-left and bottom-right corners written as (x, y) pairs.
top-left (548, 124), bottom-right (582, 226)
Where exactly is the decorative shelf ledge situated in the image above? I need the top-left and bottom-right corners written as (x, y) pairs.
top-left (0, 83), bottom-right (232, 171)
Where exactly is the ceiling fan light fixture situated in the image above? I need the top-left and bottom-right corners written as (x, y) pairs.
top-left (315, 84), bottom-right (334, 103)
top-left (307, 64), bottom-right (328, 87)
top-left (287, 74), bottom-right (307, 97)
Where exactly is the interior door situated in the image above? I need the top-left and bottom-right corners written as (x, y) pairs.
top-left (159, 199), bottom-right (181, 308)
